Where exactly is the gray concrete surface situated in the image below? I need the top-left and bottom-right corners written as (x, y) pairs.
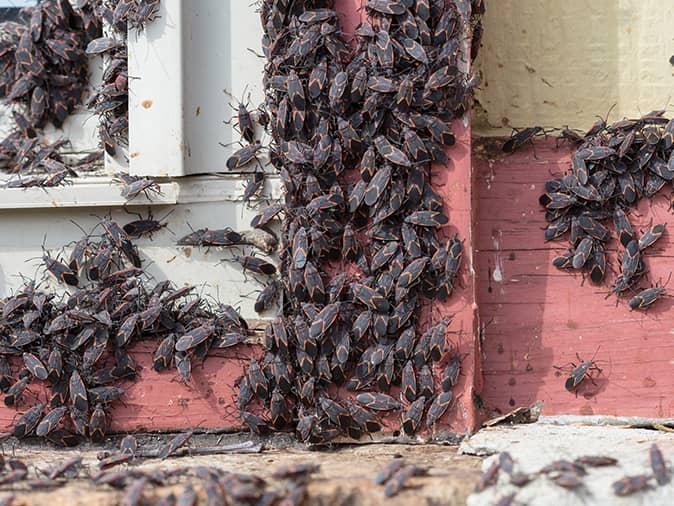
top-left (461, 421), bottom-right (674, 505)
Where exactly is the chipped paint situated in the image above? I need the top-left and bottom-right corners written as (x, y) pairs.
top-left (491, 231), bottom-right (503, 283)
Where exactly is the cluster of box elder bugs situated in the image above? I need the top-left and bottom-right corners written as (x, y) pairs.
top-left (0, 0), bottom-right (98, 131)
top-left (537, 112), bottom-right (674, 310)
top-left (0, 443), bottom-right (320, 505)
top-left (85, 0), bottom-right (161, 158)
top-left (0, 215), bottom-right (250, 445)
top-left (481, 444), bottom-right (671, 504)
top-left (0, 1), bottom-right (160, 188)
top-left (106, 461), bottom-right (322, 506)
top-left (227, 0), bottom-right (483, 443)
top-left (0, 1), bottom-right (105, 184)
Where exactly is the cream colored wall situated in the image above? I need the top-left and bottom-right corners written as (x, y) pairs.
top-left (474, 0), bottom-right (674, 135)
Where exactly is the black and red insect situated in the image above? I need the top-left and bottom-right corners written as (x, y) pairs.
top-left (158, 431), bottom-right (193, 460)
top-left (629, 284), bottom-right (667, 310)
top-left (229, 255), bottom-right (276, 276)
top-left (612, 475), bottom-right (651, 496)
top-left (123, 209), bottom-right (173, 238)
top-left (40, 246), bottom-right (78, 286)
top-left (556, 348), bottom-right (602, 393)
top-left (13, 403), bottom-right (44, 438)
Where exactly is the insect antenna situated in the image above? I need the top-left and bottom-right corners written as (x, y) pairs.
top-left (660, 271), bottom-right (673, 289)
top-left (598, 103), bottom-right (617, 127)
top-left (122, 206), bottom-right (144, 221)
top-left (588, 345), bottom-right (601, 365)
top-left (246, 47), bottom-right (265, 59)
top-left (218, 139), bottom-right (246, 149)
top-left (157, 209), bottom-right (177, 236)
top-left (240, 288), bottom-right (262, 299)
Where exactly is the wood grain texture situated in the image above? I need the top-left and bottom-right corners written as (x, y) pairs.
top-left (476, 138), bottom-right (674, 419)
top-left (0, 344), bottom-right (259, 433)
top-left (430, 122), bottom-right (479, 434)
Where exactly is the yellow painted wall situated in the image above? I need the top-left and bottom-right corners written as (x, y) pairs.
top-left (474, 0), bottom-right (674, 134)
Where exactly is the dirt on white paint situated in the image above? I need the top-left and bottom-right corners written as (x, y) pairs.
top-left (474, 0), bottom-right (674, 134)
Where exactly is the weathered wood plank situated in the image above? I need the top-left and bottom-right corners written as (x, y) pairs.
top-left (476, 138), bottom-right (674, 419)
top-left (431, 121), bottom-right (479, 434)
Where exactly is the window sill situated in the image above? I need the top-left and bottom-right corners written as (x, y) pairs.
top-left (0, 174), bottom-right (280, 209)
top-left (0, 176), bottom-right (178, 209)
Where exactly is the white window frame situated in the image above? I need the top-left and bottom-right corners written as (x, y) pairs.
top-left (128, 0), bottom-right (266, 177)
top-left (0, 0), bottom-right (268, 208)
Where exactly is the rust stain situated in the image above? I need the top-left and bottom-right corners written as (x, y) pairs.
top-left (579, 405), bottom-right (594, 416)
top-left (130, 152), bottom-right (140, 158)
top-left (643, 377), bottom-right (657, 388)
top-left (566, 320), bottom-right (578, 329)
top-left (141, 99), bottom-right (153, 109)
top-left (508, 377), bottom-right (516, 386)
top-left (183, 247), bottom-right (192, 258)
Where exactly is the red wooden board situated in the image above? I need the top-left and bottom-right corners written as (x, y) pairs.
top-left (476, 138), bottom-right (674, 419)
top-left (0, 0), bottom-right (479, 436)
top-left (431, 121), bottom-right (480, 435)
top-left (0, 345), bottom-right (259, 433)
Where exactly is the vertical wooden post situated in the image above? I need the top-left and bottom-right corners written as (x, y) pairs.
top-left (336, 0), bottom-right (480, 436)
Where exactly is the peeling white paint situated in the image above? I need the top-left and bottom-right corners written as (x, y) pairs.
top-left (492, 231), bottom-right (504, 283)
top-left (485, 160), bottom-right (496, 191)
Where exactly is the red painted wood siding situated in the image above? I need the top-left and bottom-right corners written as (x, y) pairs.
top-left (477, 139), bottom-right (674, 419)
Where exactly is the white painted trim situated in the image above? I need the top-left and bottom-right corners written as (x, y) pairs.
top-left (0, 179), bottom-right (177, 209)
top-left (174, 174), bottom-right (281, 203)
top-left (0, 174), bottom-right (281, 209)
top-left (128, 0), bottom-right (266, 177)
